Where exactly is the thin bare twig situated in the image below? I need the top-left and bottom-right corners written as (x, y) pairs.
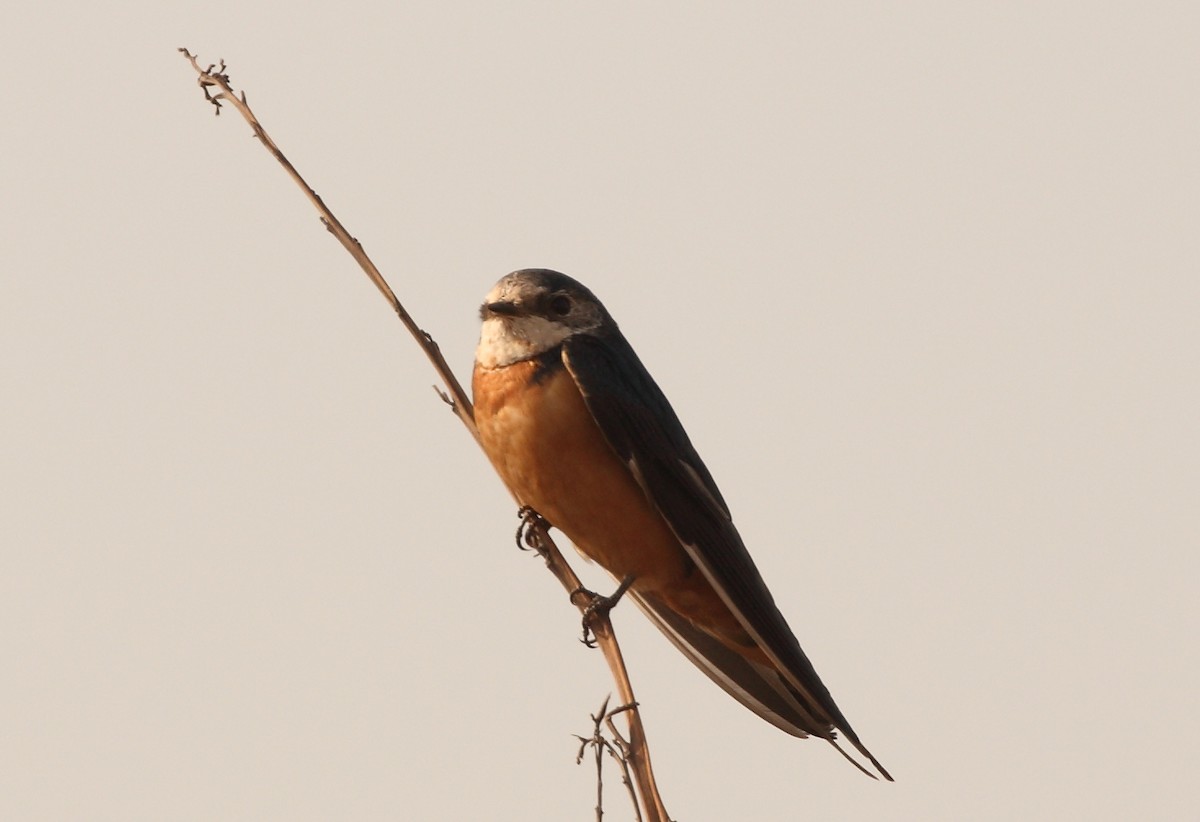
top-left (179, 48), bottom-right (671, 822)
top-left (574, 696), bottom-right (643, 822)
top-left (177, 48), bottom-right (475, 439)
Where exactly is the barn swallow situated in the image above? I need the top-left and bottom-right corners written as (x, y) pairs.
top-left (472, 269), bottom-right (891, 780)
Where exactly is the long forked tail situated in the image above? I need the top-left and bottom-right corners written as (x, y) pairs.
top-left (631, 589), bottom-right (893, 780)
top-left (829, 735), bottom-right (893, 782)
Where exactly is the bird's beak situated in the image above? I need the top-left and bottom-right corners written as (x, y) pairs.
top-left (481, 300), bottom-right (519, 318)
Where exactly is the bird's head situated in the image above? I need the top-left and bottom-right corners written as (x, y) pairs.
top-left (476, 269), bottom-right (612, 368)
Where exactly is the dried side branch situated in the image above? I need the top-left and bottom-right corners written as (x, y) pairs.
top-left (179, 48), bottom-right (671, 822)
top-left (574, 696), bottom-right (643, 822)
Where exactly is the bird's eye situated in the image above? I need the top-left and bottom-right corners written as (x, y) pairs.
top-left (549, 295), bottom-right (572, 316)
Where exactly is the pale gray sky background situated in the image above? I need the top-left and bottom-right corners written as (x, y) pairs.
top-left (2, 3), bottom-right (1197, 820)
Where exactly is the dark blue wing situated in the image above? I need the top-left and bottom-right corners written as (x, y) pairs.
top-left (562, 331), bottom-right (890, 781)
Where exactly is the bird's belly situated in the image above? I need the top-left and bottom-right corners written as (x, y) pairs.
top-left (473, 358), bottom-right (760, 656)
top-left (473, 361), bottom-right (691, 591)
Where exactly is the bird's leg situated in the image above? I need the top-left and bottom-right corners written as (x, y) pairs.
top-left (572, 575), bottom-right (636, 648)
top-left (515, 505), bottom-right (550, 554)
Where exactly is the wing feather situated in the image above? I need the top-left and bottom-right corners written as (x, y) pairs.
top-left (562, 333), bottom-right (891, 781)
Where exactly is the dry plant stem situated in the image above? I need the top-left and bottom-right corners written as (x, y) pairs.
top-left (575, 696), bottom-right (642, 822)
top-left (587, 615), bottom-right (668, 822)
top-left (179, 49), bottom-right (670, 822)
top-left (603, 703), bottom-right (644, 821)
top-left (176, 49), bottom-right (475, 439)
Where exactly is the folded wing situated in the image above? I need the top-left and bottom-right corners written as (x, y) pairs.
top-left (562, 333), bottom-right (891, 781)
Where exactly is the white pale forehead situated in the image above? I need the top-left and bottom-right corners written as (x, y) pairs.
top-left (484, 274), bottom-right (536, 304)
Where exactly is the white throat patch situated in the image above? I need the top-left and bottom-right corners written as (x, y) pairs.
top-left (476, 315), bottom-right (572, 369)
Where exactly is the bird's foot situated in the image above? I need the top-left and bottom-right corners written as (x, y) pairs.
top-left (572, 575), bottom-right (635, 648)
top-left (515, 505), bottom-right (550, 554)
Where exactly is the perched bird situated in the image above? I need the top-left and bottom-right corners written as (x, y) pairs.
top-left (472, 269), bottom-right (891, 780)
